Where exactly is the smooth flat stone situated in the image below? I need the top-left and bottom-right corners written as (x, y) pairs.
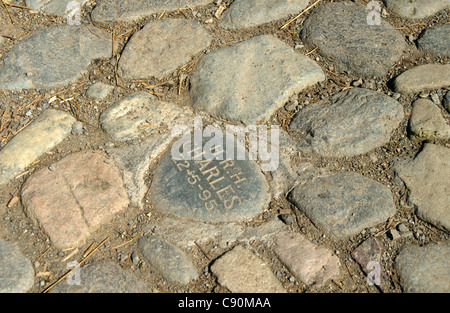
top-left (417, 25), bottom-right (450, 57)
top-left (190, 35), bottom-right (324, 125)
top-left (300, 1), bottom-right (406, 78)
top-left (210, 245), bottom-right (286, 293)
top-left (0, 24), bottom-right (112, 91)
top-left (409, 99), bottom-right (450, 140)
top-left (138, 235), bottom-right (199, 285)
top-left (118, 19), bottom-right (212, 80)
top-left (273, 231), bottom-right (340, 286)
top-left (0, 109), bottom-right (76, 185)
top-left (392, 64), bottom-right (450, 95)
top-left (395, 241), bottom-right (450, 293)
top-left (91, 0), bottom-right (211, 23)
top-left (394, 143), bottom-right (450, 232)
top-left (220, 0), bottom-right (309, 29)
top-left (384, 0), bottom-right (450, 20)
top-left (0, 240), bottom-right (34, 293)
top-left (290, 88), bottom-right (404, 158)
top-left (288, 171), bottom-right (396, 238)
top-left (49, 261), bottom-right (150, 293)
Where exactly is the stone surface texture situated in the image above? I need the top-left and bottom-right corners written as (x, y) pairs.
top-left (395, 241), bottom-right (450, 293)
top-left (0, 240), bottom-right (35, 293)
top-left (289, 171), bottom-right (396, 238)
top-left (92, 0), bottom-right (212, 22)
top-left (290, 88), bottom-right (404, 158)
top-left (301, 1), bottom-right (406, 78)
top-left (118, 19), bottom-right (212, 80)
top-left (220, 0), bottom-right (309, 29)
top-left (273, 231), bottom-right (340, 286)
top-left (394, 143), bottom-right (450, 232)
top-left (0, 24), bottom-right (113, 91)
top-left (21, 151), bottom-right (130, 249)
top-left (0, 109), bottom-right (76, 185)
top-left (392, 64), bottom-right (450, 95)
top-left (210, 245), bottom-right (286, 293)
top-left (190, 35), bottom-right (325, 125)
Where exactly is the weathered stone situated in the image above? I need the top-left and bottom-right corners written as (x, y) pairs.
top-left (290, 88), bottom-right (404, 158)
top-left (210, 245), bottom-right (286, 293)
top-left (417, 25), bottom-right (450, 57)
top-left (289, 171), bottom-right (396, 238)
top-left (409, 99), bottom-right (450, 140)
top-left (0, 24), bottom-right (113, 91)
top-left (443, 91), bottom-right (450, 113)
top-left (86, 82), bottom-right (114, 100)
top-left (351, 237), bottom-right (386, 290)
top-left (92, 0), bottom-right (211, 23)
top-left (190, 35), bottom-right (324, 125)
top-left (300, 1), bottom-right (406, 78)
top-left (273, 231), bottom-right (340, 286)
top-left (145, 215), bottom-right (286, 249)
top-left (118, 20), bottom-right (212, 80)
top-left (138, 235), bottom-right (199, 285)
top-left (392, 64), bottom-right (450, 95)
top-left (100, 92), bottom-right (190, 142)
top-left (0, 109), bottom-right (76, 185)
top-left (0, 240), bottom-right (34, 293)
top-left (220, 0), bottom-right (309, 29)
top-left (149, 139), bottom-right (271, 223)
top-left (394, 143), bottom-right (450, 232)
top-left (21, 151), bottom-right (130, 249)
top-left (49, 261), bottom-right (149, 293)
top-left (25, 0), bottom-right (89, 16)
top-left (106, 134), bottom-right (173, 208)
top-left (384, 0), bottom-right (449, 20)
top-left (395, 241), bottom-right (450, 293)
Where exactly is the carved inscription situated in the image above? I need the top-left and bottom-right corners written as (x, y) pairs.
top-left (150, 143), bottom-right (270, 223)
top-left (171, 157), bottom-right (247, 212)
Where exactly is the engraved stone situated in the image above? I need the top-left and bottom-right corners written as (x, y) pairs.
top-left (149, 141), bottom-right (270, 223)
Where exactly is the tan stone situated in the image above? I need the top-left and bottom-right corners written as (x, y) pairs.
top-left (21, 151), bottom-right (130, 249)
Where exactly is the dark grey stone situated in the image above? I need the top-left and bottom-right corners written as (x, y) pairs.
top-left (395, 241), bottom-right (450, 293)
top-left (220, 0), bottom-right (309, 29)
top-left (289, 88), bottom-right (404, 158)
top-left (288, 171), bottom-right (396, 238)
top-left (0, 24), bottom-right (112, 91)
top-left (417, 25), bottom-right (450, 57)
top-left (0, 240), bottom-right (34, 293)
top-left (443, 92), bottom-right (450, 113)
top-left (300, 1), bottom-right (405, 78)
top-left (149, 140), bottom-right (270, 223)
top-left (49, 261), bottom-right (150, 293)
top-left (138, 235), bottom-right (199, 285)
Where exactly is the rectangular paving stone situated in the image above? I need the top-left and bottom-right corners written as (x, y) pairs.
top-left (210, 245), bottom-right (286, 293)
top-left (273, 231), bottom-right (340, 286)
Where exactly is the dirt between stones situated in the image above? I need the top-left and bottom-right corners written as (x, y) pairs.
top-left (0, 0), bottom-right (449, 293)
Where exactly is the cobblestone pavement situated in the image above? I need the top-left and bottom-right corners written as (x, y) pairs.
top-left (0, 0), bottom-right (449, 293)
